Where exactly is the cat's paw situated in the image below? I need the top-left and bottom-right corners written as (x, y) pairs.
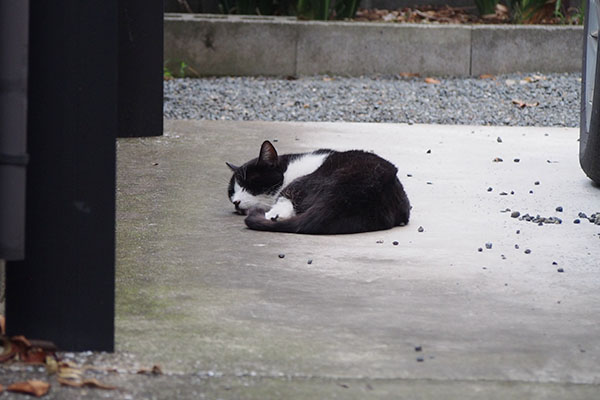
top-left (265, 198), bottom-right (296, 221)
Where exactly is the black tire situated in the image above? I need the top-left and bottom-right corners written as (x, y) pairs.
top-left (581, 0), bottom-right (600, 184)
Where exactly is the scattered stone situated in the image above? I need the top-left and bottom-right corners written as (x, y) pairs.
top-left (574, 219), bottom-right (581, 224)
top-left (552, 261), bottom-right (558, 265)
top-left (529, 190), bottom-right (534, 194)
top-left (393, 241), bottom-right (399, 246)
top-left (485, 242), bottom-right (493, 249)
top-left (307, 259), bottom-right (313, 265)
top-left (500, 208), bottom-right (511, 213)
top-left (487, 187), bottom-right (493, 192)
top-left (510, 191), bottom-right (515, 195)
top-left (515, 244), bottom-right (519, 249)
top-left (511, 211), bottom-right (520, 218)
top-left (416, 357), bottom-right (424, 362)
top-left (557, 268), bottom-right (564, 273)
top-left (407, 173), bottom-right (413, 177)
top-left (524, 249), bottom-right (531, 254)
top-left (556, 206), bottom-right (563, 212)
top-left (414, 346), bottom-right (422, 352)
top-left (534, 181), bottom-right (540, 185)
top-left (516, 230), bottom-right (520, 234)
top-left (376, 240), bottom-right (384, 244)
top-left (278, 254), bottom-right (285, 259)
top-left (417, 226), bottom-right (424, 233)
top-left (514, 158), bottom-right (520, 163)
top-left (497, 136), bottom-right (503, 143)
top-left (426, 149), bottom-right (431, 154)
top-left (500, 191), bottom-right (508, 196)
top-left (578, 212), bottom-right (588, 219)
top-left (426, 181), bottom-right (433, 185)
top-left (493, 157), bottom-right (503, 162)
top-left (501, 254), bottom-right (506, 260)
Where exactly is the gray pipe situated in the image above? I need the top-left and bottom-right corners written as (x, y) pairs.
top-left (0, 1), bottom-right (29, 260)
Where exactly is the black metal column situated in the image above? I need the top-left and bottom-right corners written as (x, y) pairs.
top-left (119, 0), bottom-right (164, 137)
top-left (6, 1), bottom-right (117, 351)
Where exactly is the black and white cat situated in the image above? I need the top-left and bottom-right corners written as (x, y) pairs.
top-left (227, 141), bottom-right (410, 234)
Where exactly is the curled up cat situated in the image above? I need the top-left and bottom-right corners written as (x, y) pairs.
top-left (227, 141), bottom-right (410, 234)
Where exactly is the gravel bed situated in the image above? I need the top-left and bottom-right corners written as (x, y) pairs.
top-left (164, 73), bottom-right (581, 127)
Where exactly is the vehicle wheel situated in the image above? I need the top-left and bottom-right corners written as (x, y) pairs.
top-left (581, 0), bottom-right (600, 184)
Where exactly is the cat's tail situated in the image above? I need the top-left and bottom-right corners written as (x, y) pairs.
top-left (244, 208), bottom-right (309, 234)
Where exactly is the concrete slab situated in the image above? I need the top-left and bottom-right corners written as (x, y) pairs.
top-left (296, 22), bottom-right (471, 76)
top-left (116, 120), bottom-right (600, 397)
top-left (164, 14), bottom-right (583, 77)
top-left (471, 25), bottom-right (583, 76)
top-left (164, 14), bottom-right (298, 76)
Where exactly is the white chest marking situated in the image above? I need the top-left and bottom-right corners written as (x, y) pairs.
top-left (282, 153), bottom-right (329, 189)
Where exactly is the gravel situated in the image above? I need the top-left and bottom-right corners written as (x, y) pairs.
top-left (164, 73), bottom-right (580, 126)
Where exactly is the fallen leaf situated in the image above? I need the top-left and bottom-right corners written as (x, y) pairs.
top-left (479, 74), bottom-right (495, 79)
top-left (512, 99), bottom-right (539, 108)
top-left (493, 157), bottom-right (503, 162)
top-left (0, 316), bottom-right (5, 335)
top-left (0, 383), bottom-right (3, 393)
top-left (7, 380), bottom-right (50, 397)
top-left (137, 364), bottom-right (163, 375)
top-left (58, 377), bottom-right (116, 390)
top-left (58, 366), bottom-right (84, 380)
top-left (399, 72), bottom-right (420, 78)
top-left (424, 77), bottom-right (441, 84)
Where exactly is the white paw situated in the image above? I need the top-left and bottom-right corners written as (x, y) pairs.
top-left (265, 198), bottom-right (296, 221)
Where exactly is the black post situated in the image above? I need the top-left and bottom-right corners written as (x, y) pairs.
top-left (6, 1), bottom-right (117, 351)
top-left (119, 0), bottom-right (164, 138)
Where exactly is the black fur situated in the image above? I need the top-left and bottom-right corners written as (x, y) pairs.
top-left (227, 141), bottom-right (410, 234)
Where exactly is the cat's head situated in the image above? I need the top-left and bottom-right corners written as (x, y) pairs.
top-left (227, 141), bottom-right (284, 215)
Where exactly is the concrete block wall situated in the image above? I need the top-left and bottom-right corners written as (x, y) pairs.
top-left (164, 13), bottom-right (583, 76)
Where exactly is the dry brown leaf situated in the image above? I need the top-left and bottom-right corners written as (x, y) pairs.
top-left (0, 383), bottom-right (3, 393)
top-left (479, 74), bottom-right (495, 79)
top-left (58, 377), bottom-right (116, 390)
top-left (7, 380), bottom-right (50, 397)
top-left (399, 72), bottom-right (420, 78)
top-left (512, 99), bottom-right (539, 108)
top-left (137, 364), bottom-right (163, 375)
top-left (424, 77), bottom-right (440, 84)
top-left (0, 316), bottom-right (5, 335)
top-left (58, 366), bottom-right (84, 380)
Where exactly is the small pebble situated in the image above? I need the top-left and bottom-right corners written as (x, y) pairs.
top-left (500, 192), bottom-right (508, 196)
top-left (510, 191), bottom-right (515, 195)
top-left (578, 212), bottom-right (587, 219)
top-left (556, 206), bottom-right (563, 212)
top-left (414, 346), bottom-right (422, 352)
top-left (307, 259), bottom-right (313, 265)
top-left (516, 230), bottom-right (520, 234)
top-left (278, 254), bottom-right (285, 259)
top-left (552, 261), bottom-right (558, 265)
top-left (393, 241), bottom-right (399, 246)
top-left (376, 240), bottom-right (384, 244)
top-left (478, 247), bottom-right (483, 252)
top-left (493, 157), bottom-right (503, 162)
top-left (511, 211), bottom-right (520, 218)
top-left (574, 219), bottom-right (581, 224)
top-left (497, 136), bottom-right (503, 143)
top-left (534, 181), bottom-right (540, 185)
top-left (417, 226), bottom-right (424, 233)
top-left (426, 149), bottom-right (431, 154)
top-left (557, 268), bottom-right (564, 273)
top-left (416, 357), bottom-right (424, 362)
top-left (487, 187), bottom-right (493, 192)
top-left (407, 174), bottom-right (413, 177)
top-left (529, 190), bottom-right (534, 194)
top-left (524, 249), bottom-right (531, 254)
top-left (514, 158), bottom-right (520, 163)
top-left (485, 242), bottom-right (493, 249)
top-left (515, 244), bottom-right (519, 249)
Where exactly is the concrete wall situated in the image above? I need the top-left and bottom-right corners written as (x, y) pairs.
top-left (164, 13), bottom-right (583, 76)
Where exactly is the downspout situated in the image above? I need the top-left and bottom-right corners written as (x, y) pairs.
top-left (0, 1), bottom-right (29, 261)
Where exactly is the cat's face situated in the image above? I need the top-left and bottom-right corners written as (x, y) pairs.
top-left (227, 141), bottom-right (283, 215)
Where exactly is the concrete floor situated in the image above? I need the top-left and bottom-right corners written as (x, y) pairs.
top-left (115, 120), bottom-right (600, 398)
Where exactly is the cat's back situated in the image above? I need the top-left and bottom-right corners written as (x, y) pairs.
top-left (314, 149), bottom-right (398, 184)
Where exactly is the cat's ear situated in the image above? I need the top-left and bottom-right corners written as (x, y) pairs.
top-left (226, 162), bottom-right (239, 172)
top-left (258, 141), bottom-right (278, 166)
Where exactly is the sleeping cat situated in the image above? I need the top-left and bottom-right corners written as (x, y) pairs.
top-left (227, 141), bottom-right (410, 234)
